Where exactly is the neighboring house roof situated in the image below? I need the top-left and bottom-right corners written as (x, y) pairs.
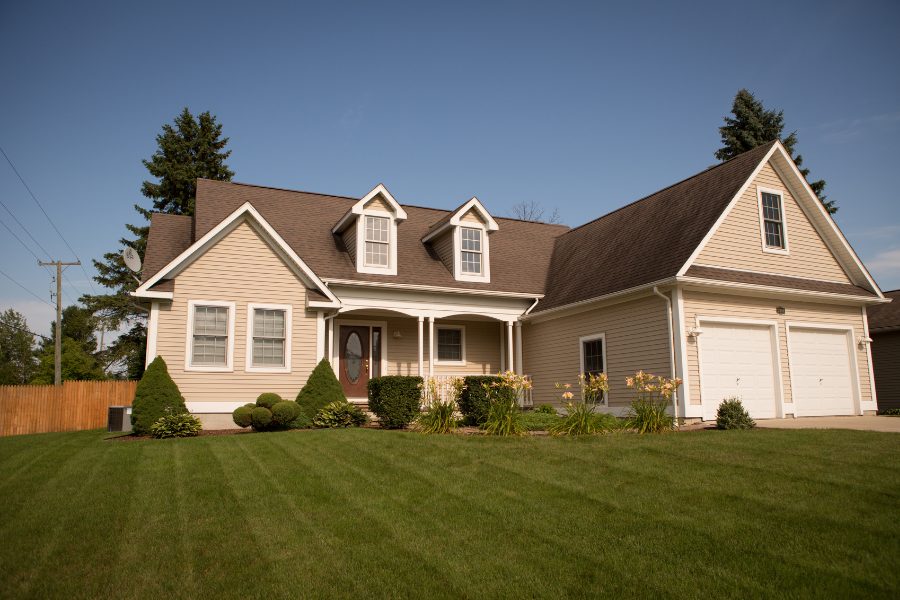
top-left (186, 180), bottom-right (568, 295)
top-left (868, 290), bottom-right (900, 332)
top-left (536, 142), bottom-right (777, 312)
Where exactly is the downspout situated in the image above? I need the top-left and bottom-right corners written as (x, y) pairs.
top-left (652, 286), bottom-right (680, 423)
top-left (524, 297), bottom-right (540, 317)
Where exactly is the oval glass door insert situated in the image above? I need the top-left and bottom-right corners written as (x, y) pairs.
top-left (345, 332), bottom-right (363, 384)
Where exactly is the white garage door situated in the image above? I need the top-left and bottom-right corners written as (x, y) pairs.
top-left (700, 322), bottom-right (779, 420)
top-left (789, 327), bottom-right (856, 416)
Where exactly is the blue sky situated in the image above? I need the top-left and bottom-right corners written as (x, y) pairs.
top-left (1, 0), bottom-right (898, 334)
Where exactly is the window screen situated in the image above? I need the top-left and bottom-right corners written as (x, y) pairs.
top-left (192, 305), bottom-right (229, 366)
top-left (252, 309), bottom-right (286, 367)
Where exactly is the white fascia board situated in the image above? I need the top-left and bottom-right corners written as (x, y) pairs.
top-left (524, 278), bottom-right (678, 323)
top-left (134, 202), bottom-right (340, 305)
top-left (421, 197), bottom-right (499, 243)
top-left (766, 145), bottom-right (884, 298)
top-left (333, 184), bottom-right (407, 235)
top-left (131, 290), bottom-right (174, 300)
top-left (676, 143), bottom-right (780, 277)
top-left (321, 278), bottom-right (543, 299)
top-left (677, 276), bottom-right (889, 305)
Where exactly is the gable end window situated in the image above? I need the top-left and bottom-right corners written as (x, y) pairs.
top-left (460, 227), bottom-right (483, 274)
top-left (187, 301), bottom-right (235, 371)
top-left (252, 309), bottom-right (285, 366)
top-left (760, 191), bottom-right (786, 250)
top-left (435, 326), bottom-right (465, 363)
top-left (364, 216), bottom-right (390, 267)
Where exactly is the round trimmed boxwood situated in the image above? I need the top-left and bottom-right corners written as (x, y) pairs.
top-left (232, 405), bottom-right (254, 428)
top-left (271, 401), bottom-right (300, 427)
top-left (368, 375), bottom-right (422, 429)
top-left (256, 392), bottom-right (283, 410)
top-left (251, 407), bottom-right (273, 430)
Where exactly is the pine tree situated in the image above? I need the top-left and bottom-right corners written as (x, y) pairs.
top-left (82, 108), bottom-right (234, 377)
top-left (716, 89), bottom-right (836, 213)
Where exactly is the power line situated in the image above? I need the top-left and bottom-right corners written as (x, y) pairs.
top-left (0, 318), bottom-right (51, 341)
top-left (0, 267), bottom-right (53, 307)
top-left (0, 215), bottom-right (77, 304)
top-left (0, 144), bottom-right (99, 295)
top-left (0, 197), bottom-right (54, 260)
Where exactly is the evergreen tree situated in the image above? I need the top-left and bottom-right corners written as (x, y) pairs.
top-left (81, 108), bottom-right (234, 377)
top-left (31, 338), bottom-right (105, 384)
top-left (131, 356), bottom-right (187, 435)
top-left (716, 89), bottom-right (836, 213)
top-left (0, 309), bottom-right (37, 384)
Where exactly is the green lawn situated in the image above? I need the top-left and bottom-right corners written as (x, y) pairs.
top-left (1, 428), bottom-right (898, 599)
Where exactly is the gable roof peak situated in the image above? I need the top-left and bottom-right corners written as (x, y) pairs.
top-left (332, 183), bottom-right (408, 233)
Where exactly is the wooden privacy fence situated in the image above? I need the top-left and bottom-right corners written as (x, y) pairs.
top-left (0, 380), bottom-right (137, 437)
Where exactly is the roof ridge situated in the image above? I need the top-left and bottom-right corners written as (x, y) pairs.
top-left (557, 141), bottom-right (777, 238)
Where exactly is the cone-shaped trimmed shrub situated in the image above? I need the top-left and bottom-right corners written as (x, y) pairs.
top-left (256, 393), bottom-right (282, 410)
top-left (131, 356), bottom-right (187, 435)
top-left (296, 359), bottom-right (346, 419)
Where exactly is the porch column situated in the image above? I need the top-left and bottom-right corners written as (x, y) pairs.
top-left (417, 316), bottom-right (424, 377)
top-left (428, 317), bottom-right (435, 377)
top-left (514, 321), bottom-right (523, 375)
top-left (506, 321), bottom-right (514, 374)
top-left (328, 317), bottom-right (336, 376)
top-left (499, 322), bottom-right (506, 372)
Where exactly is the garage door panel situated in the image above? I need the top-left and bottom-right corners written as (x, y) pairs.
top-left (700, 323), bottom-right (778, 420)
top-left (790, 328), bottom-right (855, 417)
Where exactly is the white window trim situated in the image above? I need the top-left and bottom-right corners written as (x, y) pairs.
top-left (757, 186), bottom-right (790, 255)
top-left (578, 333), bottom-right (607, 376)
top-left (434, 324), bottom-right (466, 365)
top-left (453, 224), bottom-right (491, 283)
top-left (245, 302), bottom-right (292, 374)
top-left (185, 300), bottom-right (236, 372)
top-left (355, 209), bottom-right (398, 275)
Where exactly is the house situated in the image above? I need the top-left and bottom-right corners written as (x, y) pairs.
top-left (867, 290), bottom-right (900, 412)
top-left (133, 141), bottom-right (889, 427)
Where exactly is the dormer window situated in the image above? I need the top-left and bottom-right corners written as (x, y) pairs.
top-left (364, 216), bottom-right (390, 267)
top-left (422, 197), bottom-right (498, 283)
top-left (460, 227), bottom-right (483, 274)
top-left (757, 187), bottom-right (789, 254)
top-left (332, 184), bottom-right (407, 276)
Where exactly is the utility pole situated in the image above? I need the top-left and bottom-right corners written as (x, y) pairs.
top-left (38, 260), bottom-right (80, 385)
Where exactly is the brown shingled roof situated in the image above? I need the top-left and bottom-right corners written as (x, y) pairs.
top-left (868, 290), bottom-right (900, 331)
top-left (191, 180), bottom-right (568, 295)
top-left (535, 142), bottom-right (777, 312)
top-left (142, 213), bottom-right (193, 282)
top-left (684, 265), bottom-right (876, 298)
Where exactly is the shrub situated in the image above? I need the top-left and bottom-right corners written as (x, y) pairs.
top-left (296, 359), bottom-right (346, 420)
top-left (878, 408), bottom-right (900, 416)
top-left (251, 407), bottom-right (273, 430)
top-left (623, 371), bottom-right (679, 434)
top-left (271, 401), bottom-right (301, 427)
top-left (131, 356), bottom-right (187, 435)
top-left (368, 375), bottom-right (423, 429)
top-left (716, 397), bottom-right (756, 430)
top-left (313, 401), bottom-right (368, 428)
top-left (232, 404), bottom-right (254, 428)
top-left (520, 411), bottom-right (560, 432)
top-left (256, 393), bottom-right (283, 410)
top-left (551, 402), bottom-right (620, 436)
top-left (533, 404), bottom-right (558, 415)
top-left (289, 412), bottom-right (313, 429)
top-left (458, 375), bottom-right (503, 425)
top-left (149, 408), bottom-right (202, 439)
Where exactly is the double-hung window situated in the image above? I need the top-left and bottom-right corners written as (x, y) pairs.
top-left (760, 191), bottom-right (786, 250)
top-left (436, 326), bottom-right (465, 363)
top-left (460, 227), bottom-right (483, 274)
top-left (190, 303), bottom-right (232, 369)
top-left (580, 335), bottom-right (605, 377)
top-left (365, 216), bottom-right (390, 267)
top-left (252, 309), bottom-right (286, 367)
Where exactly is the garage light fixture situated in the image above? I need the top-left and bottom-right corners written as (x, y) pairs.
top-left (776, 306), bottom-right (786, 315)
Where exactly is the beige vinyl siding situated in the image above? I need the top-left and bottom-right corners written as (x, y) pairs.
top-left (523, 296), bottom-right (671, 408)
top-left (460, 209), bottom-right (486, 225)
top-left (342, 222), bottom-right (357, 265)
top-left (364, 196), bottom-right (392, 212)
top-left (696, 161), bottom-right (850, 283)
top-left (335, 317), bottom-right (501, 377)
top-left (431, 230), bottom-right (455, 273)
top-left (871, 330), bottom-right (900, 411)
top-left (683, 290), bottom-right (873, 408)
top-left (155, 221), bottom-right (319, 406)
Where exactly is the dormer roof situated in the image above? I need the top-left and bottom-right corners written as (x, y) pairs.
top-left (421, 197), bottom-right (499, 243)
top-left (332, 183), bottom-right (407, 234)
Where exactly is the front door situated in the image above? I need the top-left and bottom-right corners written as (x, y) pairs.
top-left (339, 326), bottom-right (370, 398)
